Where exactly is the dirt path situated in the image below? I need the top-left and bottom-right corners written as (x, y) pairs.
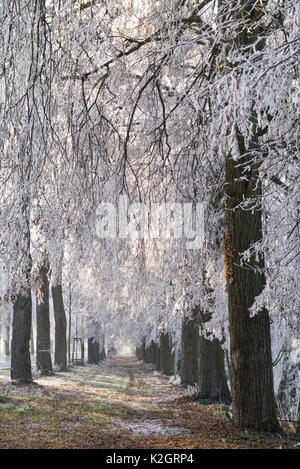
top-left (0, 355), bottom-right (296, 449)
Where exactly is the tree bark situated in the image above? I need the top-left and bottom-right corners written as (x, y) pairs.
top-left (181, 309), bottom-right (231, 402)
top-left (155, 342), bottom-right (160, 371)
top-left (68, 283), bottom-right (72, 364)
top-left (30, 327), bottom-right (35, 355)
top-left (51, 284), bottom-right (67, 370)
top-left (36, 262), bottom-right (52, 375)
top-left (141, 337), bottom-right (146, 362)
top-left (99, 345), bottom-right (106, 361)
top-left (81, 340), bottom-right (85, 364)
top-left (296, 400), bottom-right (300, 434)
top-left (278, 354), bottom-right (299, 432)
top-left (181, 312), bottom-right (200, 386)
top-left (198, 335), bottom-right (231, 403)
top-left (11, 293), bottom-right (32, 383)
top-left (88, 337), bottom-right (100, 364)
top-left (225, 151), bottom-right (279, 431)
top-left (136, 339), bottom-right (160, 369)
top-left (4, 324), bottom-right (10, 356)
top-left (159, 333), bottom-right (173, 376)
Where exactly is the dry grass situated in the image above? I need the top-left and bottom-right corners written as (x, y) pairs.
top-left (0, 355), bottom-right (298, 449)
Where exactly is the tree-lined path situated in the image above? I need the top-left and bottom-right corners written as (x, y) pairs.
top-left (0, 356), bottom-right (295, 449)
top-left (0, 1), bottom-right (299, 443)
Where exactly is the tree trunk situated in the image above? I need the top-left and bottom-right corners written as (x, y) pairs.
top-left (145, 341), bottom-right (157, 366)
top-left (136, 339), bottom-right (160, 369)
top-left (159, 333), bottom-right (173, 376)
top-left (141, 337), bottom-right (146, 362)
top-left (225, 151), bottom-right (279, 431)
top-left (155, 342), bottom-right (160, 371)
top-left (181, 309), bottom-right (231, 402)
top-left (99, 343), bottom-right (106, 361)
top-left (81, 340), bottom-right (85, 364)
top-left (51, 284), bottom-right (67, 370)
top-left (68, 283), bottom-right (72, 365)
top-left (181, 312), bottom-right (200, 386)
top-left (4, 324), bottom-right (10, 356)
top-left (30, 327), bottom-right (35, 355)
top-left (36, 262), bottom-right (52, 375)
top-left (148, 341), bottom-right (154, 364)
top-left (88, 337), bottom-right (100, 364)
top-left (198, 335), bottom-right (231, 403)
top-left (296, 400), bottom-right (300, 434)
top-left (145, 342), bottom-right (150, 363)
top-left (218, 0), bottom-right (280, 432)
top-left (278, 355), bottom-right (299, 432)
top-left (11, 293), bottom-right (32, 383)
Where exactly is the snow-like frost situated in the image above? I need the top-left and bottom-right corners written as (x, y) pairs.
top-left (114, 418), bottom-right (190, 437)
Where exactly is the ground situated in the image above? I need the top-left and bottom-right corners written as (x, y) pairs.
top-left (0, 355), bottom-right (298, 449)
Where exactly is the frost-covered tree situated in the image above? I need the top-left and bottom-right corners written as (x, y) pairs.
top-left (0, 0), bottom-right (298, 432)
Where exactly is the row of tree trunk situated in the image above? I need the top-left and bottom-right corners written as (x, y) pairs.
top-left (10, 259), bottom-right (106, 381)
top-left (88, 337), bottom-right (106, 364)
top-left (136, 332), bottom-right (174, 376)
top-left (181, 310), bottom-right (231, 403)
top-left (137, 318), bottom-right (231, 404)
top-left (11, 262), bottom-right (67, 381)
